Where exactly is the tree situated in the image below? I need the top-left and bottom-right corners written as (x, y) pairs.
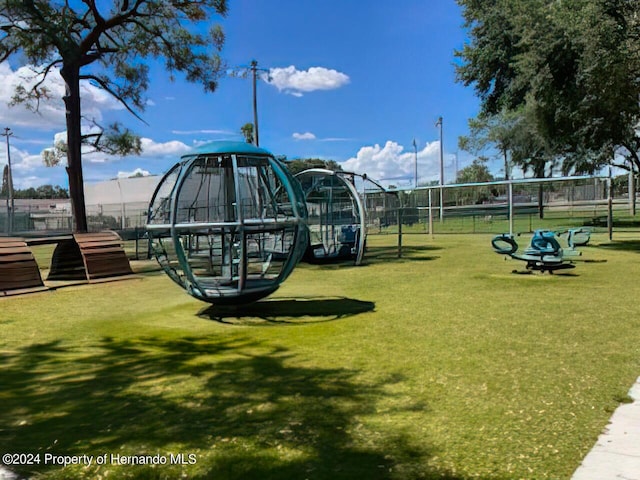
top-left (455, 0), bottom-right (640, 175)
top-left (1, 0), bottom-right (228, 232)
top-left (1, 165), bottom-right (8, 198)
top-left (9, 184), bottom-right (69, 199)
top-left (285, 158), bottom-right (344, 175)
top-left (240, 122), bottom-right (254, 144)
top-left (455, 158), bottom-right (494, 184)
top-left (454, 0), bottom-right (527, 115)
top-left (42, 123), bottom-right (143, 167)
top-left (458, 110), bottom-right (520, 180)
top-left (458, 106), bottom-right (557, 180)
top-left (452, 158), bottom-right (495, 205)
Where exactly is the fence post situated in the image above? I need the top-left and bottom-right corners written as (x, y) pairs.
top-left (428, 189), bottom-right (434, 239)
top-left (398, 207), bottom-right (403, 258)
top-left (508, 180), bottom-right (514, 236)
top-left (134, 226), bottom-right (140, 260)
top-left (630, 168), bottom-right (636, 216)
top-left (608, 169), bottom-right (613, 241)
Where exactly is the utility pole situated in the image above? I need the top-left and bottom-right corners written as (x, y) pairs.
top-left (229, 60), bottom-right (269, 147)
top-left (435, 116), bottom-right (444, 221)
top-left (1, 127), bottom-right (14, 234)
top-left (250, 60), bottom-right (260, 147)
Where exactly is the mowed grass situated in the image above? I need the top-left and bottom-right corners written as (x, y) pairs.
top-left (1, 232), bottom-right (639, 479)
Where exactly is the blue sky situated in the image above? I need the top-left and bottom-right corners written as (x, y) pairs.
top-left (0, 0), bottom-right (486, 191)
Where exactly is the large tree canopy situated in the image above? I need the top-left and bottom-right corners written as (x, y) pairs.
top-left (458, 110), bottom-right (520, 180)
top-left (459, 106), bottom-right (557, 182)
top-left (456, 0), bottom-right (640, 175)
top-left (0, 0), bottom-right (228, 231)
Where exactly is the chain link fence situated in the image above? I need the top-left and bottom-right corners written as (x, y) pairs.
top-left (365, 175), bottom-right (638, 237)
top-left (0, 199), bottom-right (152, 260)
top-left (1, 174), bottom-right (637, 259)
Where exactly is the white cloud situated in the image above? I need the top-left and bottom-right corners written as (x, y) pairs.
top-left (292, 132), bottom-right (355, 142)
top-left (341, 140), bottom-right (450, 186)
top-left (138, 137), bottom-right (191, 157)
top-left (266, 66), bottom-right (350, 96)
top-left (2, 132), bottom-right (192, 189)
top-left (117, 167), bottom-right (151, 178)
top-left (76, 137), bottom-right (190, 164)
top-left (292, 132), bottom-right (316, 141)
top-left (171, 129), bottom-right (234, 135)
top-left (13, 176), bottom-right (50, 189)
top-left (6, 148), bottom-right (46, 173)
top-left (0, 143), bottom-right (66, 189)
top-left (0, 62), bottom-right (122, 130)
top-left (320, 137), bottom-right (353, 142)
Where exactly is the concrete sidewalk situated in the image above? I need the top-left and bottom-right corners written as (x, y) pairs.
top-left (572, 376), bottom-right (640, 480)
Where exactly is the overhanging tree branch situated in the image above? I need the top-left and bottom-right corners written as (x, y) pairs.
top-left (2, 0), bottom-right (229, 232)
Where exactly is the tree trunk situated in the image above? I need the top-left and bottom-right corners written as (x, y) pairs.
top-left (61, 63), bottom-right (88, 233)
top-left (502, 148), bottom-right (509, 180)
top-left (630, 149), bottom-right (640, 175)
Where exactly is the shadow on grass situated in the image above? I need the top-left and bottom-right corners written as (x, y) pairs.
top-left (362, 245), bottom-right (441, 265)
top-left (198, 296), bottom-right (375, 325)
top-left (596, 239), bottom-right (640, 253)
top-left (0, 335), bottom-right (469, 480)
top-left (610, 219), bottom-right (640, 228)
top-left (292, 245), bottom-right (440, 271)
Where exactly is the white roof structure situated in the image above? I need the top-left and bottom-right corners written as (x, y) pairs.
top-left (84, 175), bottom-right (161, 206)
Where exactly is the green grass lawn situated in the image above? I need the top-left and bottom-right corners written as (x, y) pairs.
top-left (1, 232), bottom-right (640, 479)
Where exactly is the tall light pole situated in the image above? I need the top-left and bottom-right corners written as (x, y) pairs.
top-left (230, 60), bottom-right (269, 146)
top-left (250, 60), bottom-right (260, 147)
top-left (1, 127), bottom-right (14, 234)
top-left (248, 60), bottom-right (271, 147)
top-left (435, 116), bottom-right (444, 221)
top-left (412, 138), bottom-right (418, 189)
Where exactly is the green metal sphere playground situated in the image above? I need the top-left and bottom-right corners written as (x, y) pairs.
top-left (146, 141), bottom-right (308, 304)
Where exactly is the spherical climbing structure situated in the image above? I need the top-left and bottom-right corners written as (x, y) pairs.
top-left (295, 169), bottom-right (366, 265)
top-left (146, 141), bottom-right (308, 304)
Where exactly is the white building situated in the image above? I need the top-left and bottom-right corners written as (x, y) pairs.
top-left (84, 175), bottom-right (161, 229)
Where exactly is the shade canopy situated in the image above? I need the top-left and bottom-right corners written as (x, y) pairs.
top-left (146, 142), bottom-right (308, 304)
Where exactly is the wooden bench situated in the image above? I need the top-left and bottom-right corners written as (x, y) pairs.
top-left (48, 231), bottom-right (132, 281)
top-left (0, 237), bottom-right (45, 293)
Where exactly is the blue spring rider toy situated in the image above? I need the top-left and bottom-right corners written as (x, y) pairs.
top-left (491, 228), bottom-right (591, 273)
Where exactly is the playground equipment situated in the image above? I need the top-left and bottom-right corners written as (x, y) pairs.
top-left (295, 169), bottom-right (366, 265)
top-left (0, 237), bottom-right (44, 293)
top-left (146, 141), bottom-right (308, 304)
top-left (491, 228), bottom-right (590, 273)
top-left (559, 227), bottom-right (592, 250)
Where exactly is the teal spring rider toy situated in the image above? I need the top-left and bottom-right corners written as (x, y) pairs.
top-left (491, 228), bottom-right (590, 273)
